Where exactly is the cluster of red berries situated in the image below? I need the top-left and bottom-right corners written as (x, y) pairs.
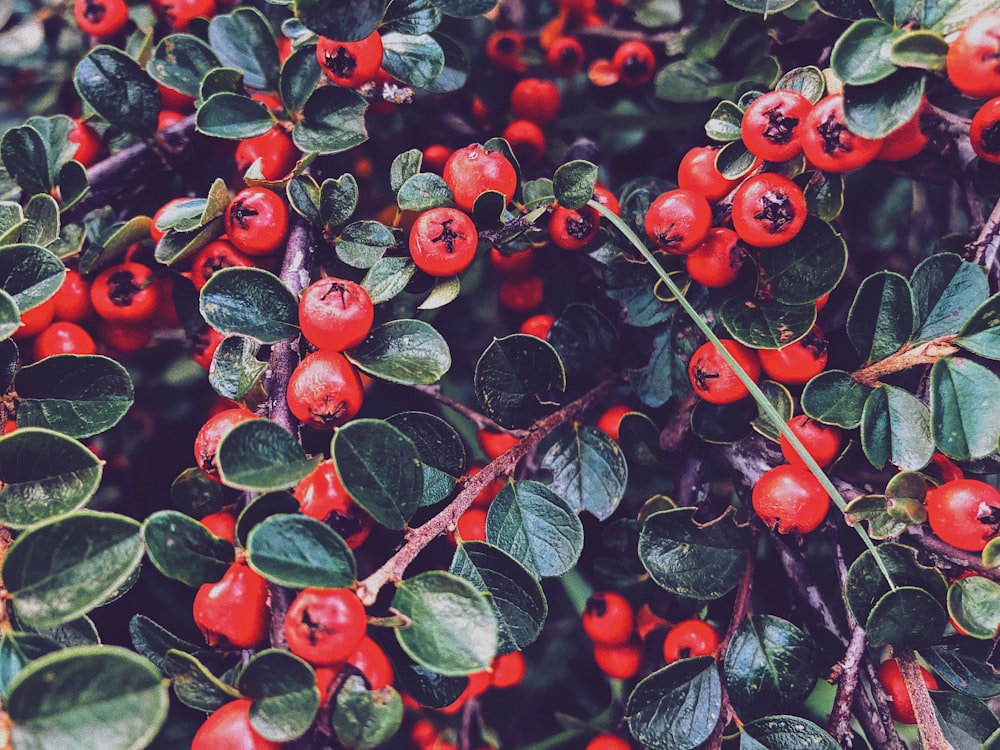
top-left (73, 0), bottom-right (219, 38)
top-left (947, 8), bottom-right (1000, 165)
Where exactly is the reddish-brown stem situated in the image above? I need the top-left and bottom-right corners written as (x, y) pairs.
top-left (896, 648), bottom-right (954, 750)
top-left (356, 375), bottom-right (619, 606)
top-left (827, 624), bottom-right (867, 746)
top-left (850, 338), bottom-right (959, 388)
top-left (412, 384), bottom-right (524, 435)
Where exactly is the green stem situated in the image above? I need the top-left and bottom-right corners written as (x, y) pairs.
top-left (520, 729), bottom-right (585, 750)
top-left (561, 567), bottom-right (594, 617)
top-left (589, 199), bottom-right (897, 591)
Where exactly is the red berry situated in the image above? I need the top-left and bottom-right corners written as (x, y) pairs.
top-left (876, 658), bottom-right (938, 725)
top-left (13, 298), bottom-right (56, 340)
top-left (190, 239), bottom-right (256, 292)
top-left (157, 109), bottom-right (184, 132)
top-left (316, 31), bottom-right (383, 88)
top-left (235, 126), bottom-right (299, 180)
top-left (192, 325), bottom-right (225, 370)
top-left (456, 507), bottom-right (488, 543)
top-left (478, 428), bottom-right (519, 459)
top-left (159, 0), bottom-right (216, 32)
top-left (90, 262), bottom-right (159, 323)
top-left (97, 319), bottom-right (153, 353)
top-left (546, 36), bottom-right (586, 76)
top-left (409, 207), bottom-right (479, 277)
top-left (510, 78), bottom-right (561, 125)
top-left (800, 95), bottom-right (883, 173)
top-left (587, 734), bottom-right (631, 750)
top-left (32, 322), bottom-right (97, 360)
top-left (644, 189), bottom-right (712, 255)
top-left (52, 269), bottom-right (93, 322)
top-left (192, 699), bottom-right (281, 750)
top-left (347, 635), bottom-right (394, 689)
top-left (731, 172), bottom-right (807, 248)
top-left (582, 590), bottom-right (635, 646)
top-left (422, 144), bottom-right (452, 174)
top-left (758, 326), bottom-right (828, 385)
top-left (490, 650), bottom-right (526, 689)
top-left (611, 40), bottom-right (655, 87)
top-left (74, 0), bottom-right (129, 37)
top-left (970, 97), bottom-right (1000, 165)
top-left (193, 562), bottom-right (270, 649)
top-left (224, 188), bottom-right (290, 256)
top-left (443, 144), bottom-right (518, 213)
top-left (925, 478), bottom-right (1000, 552)
top-left (685, 227), bottom-right (745, 288)
top-left (946, 8), bottom-right (1000, 99)
top-left (877, 100), bottom-right (929, 162)
top-left (68, 119), bottom-right (103, 168)
top-left (157, 81), bottom-right (195, 112)
top-left (593, 638), bottom-right (642, 679)
top-left (662, 618), bottom-right (720, 663)
top-left (194, 407), bottom-right (258, 482)
top-left (200, 509), bottom-right (237, 544)
top-left (752, 464), bottom-right (830, 534)
top-left (294, 459), bottom-right (375, 549)
top-left (486, 30), bottom-right (526, 72)
top-left (284, 587), bottom-right (367, 666)
top-left (286, 350), bottom-right (365, 429)
top-left (596, 403), bottom-right (631, 442)
top-left (677, 146), bottom-right (741, 203)
top-left (687, 339), bottom-right (761, 404)
top-left (498, 274), bottom-right (544, 311)
top-left (503, 119), bottom-right (546, 165)
top-left (298, 278), bottom-right (374, 351)
top-left (519, 313), bottom-right (555, 339)
top-left (490, 246), bottom-right (535, 279)
top-left (549, 205), bottom-right (600, 250)
top-left (592, 183), bottom-right (621, 215)
top-left (741, 89), bottom-right (813, 162)
top-left (779, 415), bottom-right (843, 470)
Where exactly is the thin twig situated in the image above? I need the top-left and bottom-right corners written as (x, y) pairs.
top-left (411, 384), bottom-right (523, 435)
top-left (828, 625), bottom-right (867, 747)
top-left (850, 338), bottom-right (959, 387)
top-left (896, 648), bottom-right (955, 750)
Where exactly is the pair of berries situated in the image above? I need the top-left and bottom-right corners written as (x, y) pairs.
top-left (582, 591), bottom-right (642, 680)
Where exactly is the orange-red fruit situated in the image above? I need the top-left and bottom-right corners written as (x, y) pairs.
top-left (347, 635), bottom-right (394, 689)
top-left (235, 126), bottom-right (298, 180)
top-left (779, 415), bottom-right (843, 470)
top-left (422, 144), bottom-right (452, 174)
top-left (74, 0), bottom-right (129, 37)
top-left (519, 313), bottom-right (555, 339)
top-left (284, 587), bottom-right (367, 666)
top-left (546, 36), bottom-right (585, 76)
top-left (503, 119), bottom-right (546, 165)
top-left (582, 590), bottom-right (635, 646)
top-left (970, 97), bottom-right (1000, 165)
top-left (193, 562), bottom-right (270, 649)
top-left (687, 339), bottom-right (761, 404)
top-left (876, 658), bottom-right (938, 725)
top-left (587, 734), bottom-right (632, 750)
top-left (945, 8), bottom-right (1000, 99)
top-left (644, 189), bottom-right (712, 255)
top-left (611, 40), bottom-right (655, 87)
top-left (758, 326), bottom-right (828, 385)
top-left (191, 699), bottom-right (281, 750)
top-left (752, 464), bottom-right (830, 534)
top-left (13, 299), bottom-right (55, 340)
top-left (877, 100), bottom-right (929, 162)
top-left (286, 350), bottom-right (365, 429)
top-left (68, 119), bottom-right (104, 167)
top-left (800, 95), bottom-right (883, 173)
top-left (294, 459), bottom-right (375, 549)
top-left (194, 407), bottom-right (258, 482)
top-left (33, 322), bottom-right (97, 359)
top-left (662, 619), bottom-right (720, 663)
top-left (925, 478), bottom-right (1000, 552)
top-left (200, 509), bottom-right (237, 544)
top-left (499, 274), bottom-right (544, 311)
top-left (489, 246), bottom-right (535, 279)
top-left (676, 146), bottom-right (741, 203)
top-left (490, 650), bottom-right (526, 688)
top-left (478, 428), bottom-right (519, 459)
top-left (224, 188), bottom-right (290, 256)
top-left (316, 31), bottom-right (384, 88)
top-left (52, 269), bottom-right (93, 322)
top-left (443, 144), bottom-right (518, 213)
top-left (298, 277), bottom-right (374, 351)
top-left (593, 638), bottom-right (642, 680)
top-left (685, 227), bottom-right (744, 289)
top-left (409, 208), bottom-right (479, 277)
top-left (510, 78), bottom-right (561, 125)
top-left (596, 403), bottom-right (631, 442)
top-left (456, 507), bottom-right (487, 543)
top-left (549, 205), bottom-right (600, 250)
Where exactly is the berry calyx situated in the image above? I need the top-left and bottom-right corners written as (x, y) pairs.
top-left (409, 207), bottom-right (479, 276)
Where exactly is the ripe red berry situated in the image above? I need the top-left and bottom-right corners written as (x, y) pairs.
top-left (422, 144), bottom-right (452, 174)
top-left (970, 97), bottom-right (1000, 165)
top-left (193, 562), bottom-right (270, 649)
top-left (731, 172), bottom-right (807, 248)
top-left (157, 81), bottom-right (195, 112)
top-left (685, 227), bottom-right (745, 289)
top-left (486, 30), bottom-right (526, 72)
top-left (800, 95), bottom-right (883, 173)
top-left (596, 403), bottom-right (631, 442)
top-left (478, 428), bottom-right (519, 459)
top-left (876, 658), bottom-right (938, 725)
top-left (192, 699), bottom-right (281, 750)
top-left (925, 478), bottom-right (1000, 552)
top-left (582, 590), bottom-right (635, 646)
top-left (97, 319), bottom-right (153, 353)
top-left (74, 0), bottom-right (129, 37)
top-left (752, 464), bottom-right (830, 534)
top-left (90, 262), bottom-right (159, 323)
top-left (587, 734), bottom-right (631, 750)
top-left (224, 187), bottom-right (290, 256)
top-left (676, 146), bottom-right (741, 203)
top-left (284, 587), bottom-right (367, 666)
top-left (644, 189), bottom-right (712, 255)
top-left (32, 322), bottom-right (97, 360)
top-left (945, 8), bottom-right (1000, 99)
top-left (780, 415), bottom-right (843, 470)
top-left (741, 89), bottom-right (813, 162)
top-left (546, 36), bottom-right (586, 76)
top-left (592, 183), bottom-right (621, 215)
top-left (758, 326), bottom-right (828, 385)
top-left (68, 119), bottom-right (103, 168)
top-left (549, 205), bottom-right (600, 250)
top-left (687, 339), bottom-right (761, 404)
top-left (158, 0), bottom-right (216, 32)
top-left (519, 313), bottom-right (555, 339)
top-left (13, 299), bottom-right (55, 340)
top-left (611, 40), bottom-right (655, 87)
top-left (346, 636), bottom-right (394, 690)
top-left (200, 509), bottom-right (237, 544)
top-left (194, 407), bottom-right (258, 482)
top-left (593, 638), bottom-right (642, 679)
top-left (409, 207), bottom-right (479, 277)
top-left (503, 119), bottom-right (547, 165)
top-left (443, 144), bottom-right (518, 213)
top-left (490, 650), bottom-right (526, 689)
top-left (192, 325), bottom-right (225, 370)
top-left (490, 246), bottom-right (535, 279)
top-left (157, 109), bottom-right (184, 132)
top-left (294, 459), bottom-right (375, 549)
top-left (235, 126), bottom-right (299, 180)
top-left (877, 100), bottom-right (929, 162)
top-left (287, 350), bottom-right (365, 429)
top-left (510, 78), bottom-right (561, 125)
top-left (662, 619), bottom-right (720, 663)
top-left (52, 269), bottom-right (93, 322)
top-left (298, 278), bottom-right (374, 352)
top-left (316, 31), bottom-right (384, 88)
top-left (499, 274), bottom-right (544, 311)
top-left (190, 239), bottom-right (256, 291)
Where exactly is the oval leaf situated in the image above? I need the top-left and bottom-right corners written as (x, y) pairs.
top-left (720, 297), bottom-right (816, 350)
top-left (865, 585), bottom-right (947, 647)
top-left (207, 7), bottom-right (280, 91)
top-left (626, 658), bottom-right (722, 750)
top-left (0, 243), bottom-right (65, 312)
top-left (347, 319), bottom-right (451, 385)
top-left (195, 93), bottom-right (274, 140)
top-left (847, 271), bottom-right (914, 363)
top-left (757, 218), bottom-right (846, 306)
top-left (332, 676), bottom-right (404, 750)
top-left (216, 419), bottom-right (319, 492)
top-left (294, 87), bottom-right (369, 156)
top-left (801, 369), bottom-right (872, 429)
top-left (474, 334), bottom-right (566, 430)
top-left (200, 267), bottom-right (299, 345)
top-left (239, 649), bottom-right (319, 742)
top-left (910, 253), bottom-right (988, 342)
top-left (141, 510), bottom-right (233, 587)
top-left (539, 424), bottom-right (628, 520)
top-left (246, 514), bottom-right (357, 589)
top-left (861, 384), bottom-right (934, 470)
top-left (930, 357), bottom-right (1000, 461)
top-left (74, 46), bottom-right (159, 138)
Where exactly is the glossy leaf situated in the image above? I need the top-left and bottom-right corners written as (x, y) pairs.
top-left (396, 172), bottom-right (453, 211)
top-left (431, 0), bottom-right (497, 17)
top-left (861, 384), bottom-right (934, 470)
top-left (162, 649), bottom-right (237, 711)
top-left (539, 424), bottom-right (627, 520)
top-left (216, 419), bottom-right (319, 492)
top-left (332, 419), bottom-right (423, 530)
top-left (153, 217), bottom-right (225, 267)
top-left (15, 355), bottom-right (134, 438)
top-left (128, 615), bottom-right (203, 675)
top-left (741, 715), bottom-right (840, 749)
top-left (200, 267), bottom-right (299, 345)
top-left (843, 494), bottom-right (911, 539)
top-left (654, 60), bottom-right (726, 103)
top-left (705, 100), bottom-right (743, 142)
top-left (956, 291), bottom-right (1000, 359)
top-left (207, 8), bottom-right (280, 91)
top-left (626, 658), bottom-right (722, 750)
top-left (866, 586), bottom-right (947, 647)
top-left (553, 160), bottom-right (598, 210)
top-left (923, 636), bottom-right (1000, 697)
top-left (830, 20), bottom-right (901, 85)
top-left (630, 325), bottom-right (690, 409)
top-left (74, 46), bottom-right (159, 138)
top-left (280, 44), bottom-right (322, 115)
top-left (639, 508), bottom-right (750, 600)
top-left (141, 510), bottom-right (233, 587)
top-left (946, 576), bottom-right (1000, 641)
top-left (0, 632), bottom-right (62, 697)
top-left (485, 480), bottom-right (584, 579)
top-left (287, 174), bottom-right (320, 222)
top-left (603, 256), bottom-right (674, 328)
top-left (235, 492), bottom-right (300, 549)
top-left (320, 173), bottom-right (359, 229)
top-left (775, 66), bottom-right (826, 103)
top-left (195, 93), bottom-right (274, 140)
top-left (803, 172), bottom-right (844, 222)
top-left (931, 690), bottom-right (1000, 750)
top-left (361, 256), bottom-right (416, 303)
top-left (148, 34), bottom-right (220, 97)
top-left (890, 30), bottom-right (949, 70)
top-left (391, 570), bottom-right (498, 676)
top-left (337, 220), bottom-right (395, 269)
top-left (721, 297), bottom-right (816, 350)
top-left (750, 380), bottom-right (793, 442)
top-left (847, 271), bottom-right (914, 363)
top-left (450, 541), bottom-right (547, 654)
top-left (386, 411), bottom-right (466, 507)
top-left (239, 649), bottom-right (319, 742)
top-left (0, 243), bottom-right (65, 312)
top-left (381, 32), bottom-right (444, 87)
top-left (758, 218), bottom-right (846, 306)
top-left (715, 140), bottom-right (758, 180)
top-left (384, 0), bottom-right (442, 36)
top-left (911, 253), bottom-right (988, 342)
top-left (423, 32), bottom-right (469, 93)
top-left (843, 68), bottom-right (925, 140)
top-left (930, 357), bottom-right (1000, 461)
top-left (209, 334), bottom-right (266, 401)
top-left (294, 0), bottom-right (383, 40)
top-left (801, 370), bottom-right (870, 429)
top-left (348, 319), bottom-right (451, 385)
top-left (474, 334), bottom-right (566, 430)
top-left (246, 514), bottom-right (356, 589)
top-left (294, 87), bottom-right (369, 156)
top-left (691, 398), bottom-right (757, 445)
top-left (4, 511), bottom-right (144, 628)
top-left (547, 303), bottom-right (618, 380)
top-left (333, 676), bottom-right (404, 750)
top-left (57, 161), bottom-right (89, 213)
top-left (1, 125), bottom-right (51, 195)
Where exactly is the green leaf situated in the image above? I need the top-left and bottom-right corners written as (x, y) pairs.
top-left (539, 424), bottom-right (628, 520)
top-left (21, 194), bottom-right (59, 247)
top-left (0, 243), bottom-right (65, 312)
top-left (654, 60), bottom-right (726, 103)
top-left (391, 571), bottom-right (498, 676)
top-left (162, 649), bottom-right (237, 711)
top-left (235, 492), bottom-right (300, 549)
top-left (129, 617), bottom-right (205, 677)
top-left (1, 125), bottom-right (52, 195)
top-left (390, 149), bottom-right (423, 193)
top-left (337, 220), bottom-right (395, 269)
top-left (890, 30), bottom-right (949, 70)
top-left (200, 267), bottom-right (299, 345)
top-left (7, 646), bottom-right (168, 750)
top-left (843, 494), bottom-right (910, 539)
top-left (930, 357), bottom-right (1000, 461)
top-left (639, 508), bottom-right (750, 600)
top-left (691, 398), bottom-right (757, 445)
top-left (294, 0), bottom-right (383, 40)
top-left (861, 384), bottom-right (934, 470)
top-left (546, 303), bottom-right (618, 380)
top-left (208, 335), bottom-right (266, 401)
top-left (724, 615), bottom-right (818, 719)
top-left (721, 297), bottom-right (816, 350)
top-left (280, 44), bottom-right (322, 115)
top-left (320, 173), bottom-right (359, 229)
top-left (866, 586), bottom-right (947, 647)
top-left (287, 175), bottom-right (320, 223)
top-left (0, 633), bottom-right (62, 696)
top-left (705, 100), bottom-right (743, 142)
top-left (217, 420), bottom-right (318, 492)
top-left (195, 93), bottom-right (274, 140)
top-left (750, 380), bottom-right (793, 442)
top-left (0, 428), bottom-right (102, 528)
top-left (57, 161), bottom-right (88, 213)
top-left (430, 0), bottom-right (497, 17)
top-left (0, 289), bottom-right (21, 341)
top-left (618, 412), bottom-right (665, 466)
top-left (843, 68), bottom-right (925, 140)
top-left (207, 8), bottom-right (280, 91)
top-left (25, 115), bottom-right (76, 179)
top-left (74, 46), bottom-right (159, 138)
top-left (603, 256), bottom-right (673, 328)
top-left (332, 419), bottom-right (423, 530)
top-left (474, 334), bottom-right (566, 430)
top-left (396, 172), bottom-right (454, 211)
top-left (147, 34), bottom-right (220, 97)
top-left (246, 514), bottom-right (356, 589)
top-left (4, 512), bottom-right (144, 628)
top-left (741, 715), bottom-right (840, 749)
top-left (239, 649), bottom-right (319, 742)
top-left (361, 256), bottom-right (416, 304)
top-left (956, 292), bottom-right (1000, 360)
top-left (630, 324), bottom-right (689, 409)
top-left (294, 87), bottom-right (369, 156)
top-left (386, 411), bottom-right (466, 507)
top-left (831, 20), bottom-right (901, 86)
top-left (924, 635), bottom-right (1000, 697)
top-left (450, 541), bottom-right (547, 654)
top-left (485, 480), bottom-right (584, 579)
top-left (774, 66), bottom-right (826, 103)
top-left (758, 217), bottom-right (847, 306)
top-left (347, 319), bottom-right (451, 385)
top-left (170, 467), bottom-right (224, 519)
top-left (153, 217), bottom-right (226, 267)
top-left (801, 369), bottom-right (871, 429)
top-left (79, 216), bottom-right (152, 275)
top-left (931, 690), bottom-right (1000, 750)
top-left (200, 67), bottom-right (245, 100)
top-left (626, 658), bottom-right (722, 750)
top-left (716, 140), bottom-right (758, 180)
top-left (910, 253), bottom-right (988, 342)
top-left (803, 172), bottom-right (844, 222)
top-left (381, 32), bottom-right (444, 88)
top-left (384, 0), bottom-right (443, 35)
top-left (0, 202), bottom-right (25, 246)
top-left (423, 32), bottom-right (470, 93)
top-left (141, 510), bottom-right (233, 587)
top-left (418, 276), bottom-right (461, 310)
top-left (332, 676), bottom-right (404, 750)
top-left (15, 355), bottom-right (134, 439)
top-left (946, 575), bottom-right (1000, 641)
top-left (553, 160), bottom-right (598, 210)
top-left (847, 271), bottom-right (914, 362)
top-left (522, 178), bottom-right (555, 207)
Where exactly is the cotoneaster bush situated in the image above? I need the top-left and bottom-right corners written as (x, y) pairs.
top-left (0, 0), bottom-right (998, 749)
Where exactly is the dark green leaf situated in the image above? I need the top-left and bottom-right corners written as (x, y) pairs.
top-left (923, 636), bottom-right (1000, 698)
top-left (348, 319), bottom-right (451, 385)
top-left (294, 0), bottom-right (383, 40)
top-left (24, 115), bottom-right (76, 178)
top-left (629, 326), bottom-right (687, 409)
top-left (396, 172), bottom-right (453, 211)
top-left (539, 424), bottom-right (627, 520)
top-left (705, 100), bottom-right (743, 142)
top-left (207, 8), bottom-right (280, 91)
top-left (803, 172), bottom-right (844, 221)
top-left (750, 380), bottom-right (793, 442)
top-left (0, 290), bottom-right (20, 341)
top-left (691, 398), bottom-right (757, 445)
top-left (956, 292), bottom-right (1000, 359)
top-left (235, 492), bottom-right (300, 549)
top-left (654, 60), bottom-right (726, 103)
top-left (547, 303), bottom-right (618, 380)
top-left (0, 202), bottom-right (25, 246)
top-left (603, 256), bottom-right (673, 328)
top-left (7, 646), bottom-right (168, 750)
top-left (128, 615), bottom-right (203, 675)
top-left (170, 467), bottom-right (224, 519)
top-left (361, 256), bottom-right (416, 303)
top-left (21, 194), bottom-right (59, 247)
top-left (332, 676), bottom-right (403, 750)
top-left (0, 633), bottom-right (62, 697)
top-left (392, 650), bottom-right (466, 709)
top-left (141, 510), bottom-right (233, 587)
top-left (639, 508), bottom-right (750, 600)
top-left (15, 354), bottom-right (134, 438)
top-left (801, 369), bottom-right (871, 429)
top-left (74, 46), bottom-right (159, 138)
top-left (930, 357), bottom-right (1000, 461)
top-left (391, 571), bottom-right (498, 676)
top-left (57, 161), bottom-right (89, 213)
top-left (553, 160), bottom-right (598, 210)
top-left (911, 253), bottom-right (988, 342)
top-left (861, 384), bottom-right (934, 470)
top-left (0, 243), bottom-right (65, 312)
top-left (626, 658), bottom-right (722, 750)
top-left (774, 66), bottom-right (826, 103)
top-left (843, 68), bottom-right (925, 140)
top-left (866, 586), bottom-right (947, 646)
top-left (195, 93), bottom-right (274, 140)
top-left (332, 419), bottom-right (423, 530)
top-left (294, 87), bottom-right (369, 156)
top-left (417, 276), bottom-right (461, 310)
top-left (758, 217), bottom-right (846, 306)
top-left (847, 271), bottom-right (914, 362)
top-left (148, 34), bottom-right (220, 97)
top-left (946, 575), bottom-right (1000, 641)
top-left (430, 0), bottom-right (497, 17)
top-left (280, 44), bottom-right (322, 114)
top-left (450, 541), bottom-right (547, 654)
top-left (200, 267), bottom-right (299, 344)
top-left (1, 125), bottom-right (52, 195)
top-left (384, 0), bottom-right (443, 35)
top-left (741, 715), bottom-right (840, 749)
top-left (209, 334), bottom-right (266, 401)
top-left (337, 220), bottom-right (394, 269)
top-left (4, 511), bottom-right (143, 628)
top-left (217, 418), bottom-right (319, 491)
top-left (423, 32), bottom-right (469, 93)
top-left (831, 20), bottom-right (901, 85)
top-left (723, 0), bottom-right (797, 12)
top-left (843, 494), bottom-right (911, 539)
top-left (200, 67), bottom-right (245, 100)
top-left (246, 514), bottom-right (356, 589)
top-left (474, 334), bottom-right (566, 430)
top-left (716, 140), bottom-right (759, 180)
top-left (485, 480), bottom-right (584, 579)
top-left (163, 649), bottom-right (237, 711)
top-left (721, 297), bottom-right (816, 350)
top-left (381, 32), bottom-right (444, 88)
top-left (386, 411), bottom-right (466, 507)
top-left (932, 690), bottom-right (1000, 750)
top-left (617, 412), bottom-right (664, 465)
top-left (287, 175), bottom-right (320, 223)
top-left (890, 30), bottom-right (949, 70)
top-left (239, 649), bottom-right (319, 741)
top-left (153, 217), bottom-right (225, 267)
top-left (321, 173), bottom-right (359, 229)
top-left (390, 150), bottom-right (423, 194)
